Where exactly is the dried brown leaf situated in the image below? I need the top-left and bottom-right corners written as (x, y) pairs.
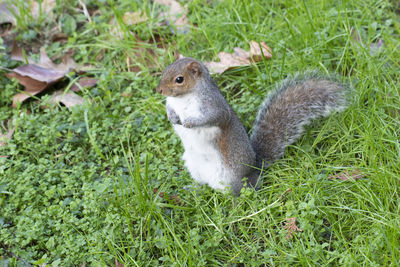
top-left (11, 43), bottom-right (78, 72)
top-left (11, 42), bottom-right (35, 64)
top-left (70, 77), bottom-right (98, 92)
top-left (38, 47), bottom-right (77, 71)
top-left (328, 169), bottom-right (365, 181)
top-left (204, 40), bottom-right (272, 74)
top-left (8, 44), bottom-right (83, 107)
top-left (123, 11), bottom-right (148, 25)
top-left (48, 90), bottom-right (84, 109)
top-left (249, 41), bottom-right (272, 61)
top-left (51, 32), bottom-right (68, 43)
top-left (8, 64), bottom-right (66, 84)
top-left (283, 217), bottom-right (302, 240)
top-left (6, 65), bottom-right (65, 107)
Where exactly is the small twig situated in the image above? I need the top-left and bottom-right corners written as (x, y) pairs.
top-left (78, 0), bottom-right (91, 23)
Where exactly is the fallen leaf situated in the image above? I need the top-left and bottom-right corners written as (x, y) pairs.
top-left (38, 47), bottom-right (77, 71)
top-left (0, 126), bottom-right (15, 147)
top-left (123, 11), bottom-right (148, 25)
top-left (283, 217), bottom-right (302, 240)
top-left (51, 32), bottom-right (68, 43)
top-left (70, 77), bottom-right (98, 92)
top-left (48, 90), bottom-right (84, 109)
top-left (11, 42), bottom-right (35, 64)
top-left (154, 0), bottom-right (190, 33)
top-left (249, 41), bottom-right (273, 61)
top-left (204, 40), bottom-right (272, 74)
top-left (7, 44), bottom-right (81, 107)
top-left (328, 169), bottom-right (365, 181)
top-left (6, 65), bottom-right (65, 107)
top-left (30, 0), bottom-right (56, 19)
top-left (0, 2), bottom-right (16, 36)
top-left (11, 43), bottom-right (78, 71)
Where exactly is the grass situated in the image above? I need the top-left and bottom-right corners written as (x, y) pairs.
top-left (0, 0), bottom-right (399, 265)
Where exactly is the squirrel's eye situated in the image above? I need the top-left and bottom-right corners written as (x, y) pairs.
top-left (175, 76), bottom-right (184, 84)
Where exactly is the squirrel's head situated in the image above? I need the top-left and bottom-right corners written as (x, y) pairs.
top-left (157, 57), bottom-right (203, 97)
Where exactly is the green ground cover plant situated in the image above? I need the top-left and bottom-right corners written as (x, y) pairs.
top-left (0, 0), bottom-right (399, 266)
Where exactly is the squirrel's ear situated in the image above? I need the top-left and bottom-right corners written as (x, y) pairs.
top-left (187, 61), bottom-right (201, 77)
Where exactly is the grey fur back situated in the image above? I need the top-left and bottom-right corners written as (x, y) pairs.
top-left (250, 71), bottom-right (348, 167)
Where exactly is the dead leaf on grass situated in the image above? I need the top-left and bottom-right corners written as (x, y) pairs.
top-left (154, 0), bottom-right (190, 33)
top-left (7, 43), bottom-right (83, 107)
top-left (123, 11), bottom-right (148, 25)
top-left (328, 169), bottom-right (365, 181)
top-left (204, 40), bottom-right (272, 74)
top-left (283, 217), bottom-right (302, 240)
top-left (249, 40), bottom-right (273, 61)
top-left (51, 32), bottom-right (68, 43)
top-left (6, 65), bottom-right (66, 107)
top-left (0, 2), bottom-right (16, 36)
top-left (70, 77), bottom-right (98, 92)
top-left (11, 41), bottom-right (35, 64)
top-left (11, 42), bottom-right (78, 71)
top-left (48, 90), bottom-right (84, 109)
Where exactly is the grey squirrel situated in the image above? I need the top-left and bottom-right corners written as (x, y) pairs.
top-left (157, 57), bottom-right (348, 195)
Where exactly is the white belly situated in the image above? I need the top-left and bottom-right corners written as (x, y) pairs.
top-left (167, 94), bottom-right (232, 190)
top-left (174, 125), bottom-right (231, 190)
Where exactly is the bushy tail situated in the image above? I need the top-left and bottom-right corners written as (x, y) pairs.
top-left (250, 71), bottom-right (348, 167)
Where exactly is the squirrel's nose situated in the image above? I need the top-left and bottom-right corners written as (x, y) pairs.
top-left (156, 86), bottom-right (163, 94)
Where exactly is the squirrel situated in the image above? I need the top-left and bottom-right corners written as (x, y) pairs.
top-left (156, 57), bottom-right (348, 195)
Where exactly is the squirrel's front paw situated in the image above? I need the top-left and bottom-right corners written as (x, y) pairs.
top-left (168, 113), bottom-right (182, 125)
